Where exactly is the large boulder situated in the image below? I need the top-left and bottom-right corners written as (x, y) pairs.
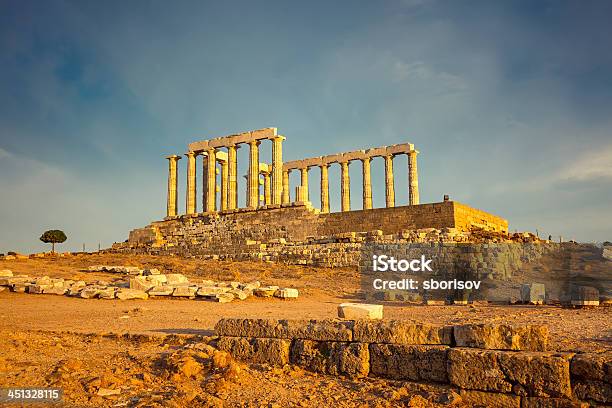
top-left (337, 303), bottom-right (383, 320)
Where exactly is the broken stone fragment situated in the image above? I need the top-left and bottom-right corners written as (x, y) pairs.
top-left (43, 286), bottom-right (67, 295)
top-left (116, 288), bottom-right (148, 300)
top-left (229, 289), bottom-right (249, 300)
top-left (215, 293), bottom-right (235, 303)
top-left (97, 287), bottom-right (116, 299)
top-left (142, 268), bottom-right (161, 275)
top-left (196, 286), bottom-right (231, 297)
top-left (148, 286), bottom-right (174, 296)
top-left (274, 288), bottom-right (299, 299)
top-left (79, 286), bottom-right (102, 299)
top-left (129, 277), bottom-right (156, 292)
top-left (254, 286), bottom-right (279, 297)
top-left (0, 269), bottom-right (13, 277)
top-left (337, 303), bottom-right (383, 320)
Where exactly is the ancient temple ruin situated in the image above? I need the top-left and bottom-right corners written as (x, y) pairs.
top-left (165, 127), bottom-right (420, 217)
top-left (118, 127), bottom-right (508, 264)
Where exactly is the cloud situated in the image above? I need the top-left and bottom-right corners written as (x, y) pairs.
top-left (560, 144), bottom-right (612, 182)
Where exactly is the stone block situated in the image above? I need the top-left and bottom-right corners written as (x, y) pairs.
top-left (196, 286), bottom-right (230, 296)
top-left (0, 269), bottom-right (13, 277)
top-left (166, 274), bottom-right (189, 285)
top-left (453, 324), bottom-right (548, 351)
top-left (43, 286), bottom-right (67, 295)
top-left (79, 287), bottom-right (101, 299)
top-left (521, 283), bottom-right (545, 304)
top-left (459, 390), bottom-right (520, 408)
top-left (353, 320), bottom-right (452, 345)
top-left (143, 268), bottom-right (161, 275)
top-left (572, 380), bottom-right (612, 404)
top-left (369, 344), bottom-right (448, 382)
top-left (129, 277), bottom-right (155, 291)
top-left (148, 286), bottom-right (174, 296)
top-left (172, 286), bottom-right (197, 297)
top-left (217, 336), bottom-right (290, 366)
top-left (570, 353), bottom-right (612, 403)
top-left (274, 288), bottom-right (298, 299)
top-left (214, 318), bottom-right (354, 341)
top-left (448, 348), bottom-right (573, 397)
top-left (116, 289), bottom-right (148, 300)
top-left (98, 287), bottom-right (116, 299)
top-left (571, 286), bottom-right (600, 306)
top-left (290, 339), bottom-right (369, 378)
top-left (146, 275), bottom-right (167, 285)
top-left (337, 303), bottom-right (383, 320)
top-left (215, 293), bottom-right (234, 303)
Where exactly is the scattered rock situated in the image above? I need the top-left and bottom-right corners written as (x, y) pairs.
top-left (338, 303), bottom-right (383, 320)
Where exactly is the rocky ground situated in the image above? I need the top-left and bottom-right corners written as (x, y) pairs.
top-left (0, 253), bottom-right (610, 407)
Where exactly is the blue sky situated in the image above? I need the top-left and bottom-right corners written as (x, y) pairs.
top-left (1, 0), bottom-right (611, 253)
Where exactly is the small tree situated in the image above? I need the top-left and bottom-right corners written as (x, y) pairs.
top-left (39, 230), bottom-right (67, 253)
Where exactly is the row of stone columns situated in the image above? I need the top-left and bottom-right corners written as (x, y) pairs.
top-left (165, 136), bottom-right (285, 217)
top-left (284, 151), bottom-right (419, 213)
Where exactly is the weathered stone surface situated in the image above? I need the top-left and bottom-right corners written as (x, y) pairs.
top-left (143, 268), bottom-right (161, 275)
top-left (353, 320), bottom-right (452, 345)
top-left (98, 287), bottom-right (116, 299)
top-left (217, 336), bottom-right (290, 366)
top-left (254, 286), bottom-right (279, 297)
top-left (172, 286), bottom-right (197, 297)
top-left (498, 351), bottom-right (573, 398)
top-left (459, 390), bottom-right (520, 408)
top-left (148, 286), bottom-right (174, 296)
top-left (214, 293), bottom-right (235, 303)
top-left (448, 348), bottom-right (513, 393)
top-left (520, 397), bottom-right (589, 408)
top-left (79, 287), bottom-right (101, 298)
top-left (196, 286), bottom-right (230, 296)
top-left (571, 286), bottom-right (600, 306)
top-left (274, 288), bottom-right (298, 299)
top-left (338, 303), bottom-right (383, 320)
top-left (369, 344), bottom-right (448, 382)
top-left (521, 283), bottom-right (545, 304)
top-left (290, 339), bottom-right (369, 378)
top-left (0, 269), bottom-right (13, 277)
top-left (43, 286), bottom-right (67, 295)
top-left (214, 318), bottom-right (354, 341)
top-left (116, 288), bottom-right (148, 300)
top-left (570, 353), bottom-right (612, 403)
top-left (453, 324), bottom-right (548, 351)
top-left (166, 274), bottom-right (188, 285)
top-left (449, 348), bottom-right (572, 397)
top-left (129, 276), bottom-right (156, 291)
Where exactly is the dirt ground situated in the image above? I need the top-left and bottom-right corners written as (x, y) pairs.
top-left (0, 254), bottom-right (610, 407)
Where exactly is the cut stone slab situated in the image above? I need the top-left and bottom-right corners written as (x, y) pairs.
top-left (337, 303), bottom-right (383, 320)
top-left (148, 286), bottom-right (174, 296)
top-left (116, 288), bottom-right (148, 300)
top-left (215, 293), bottom-right (235, 303)
top-left (214, 318), bottom-right (354, 341)
top-left (196, 286), bottom-right (231, 297)
top-left (166, 274), bottom-right (189, 285)
top-left (274, 288), bottom-right (299, 299)
top-left (217, 336), bottom-right (290, 366)
top-left (143, 268), bottom-right (161, 275)
top-left (459, 390), bottom-right (520, 408)
top-left (43, 286), bottom-right (67, 295)
top-left (521, 283), bottom-right (545, 305)
top-left (353, 320), bottom-right (452, 345)
top-left (229, 289), bottom-right (249, 300)
top-left (453, 324), bottom-right (548, 351)
top-left (129, 277), bottom-right (156, 292)
top-left (79, 287), bottom-right (101, 299)
top-left (571, 286), bottom-right (600, 306)
top-left (0, 269), bottom-right (13, 277)
top-left (172, 286), bottom-right (198, 297)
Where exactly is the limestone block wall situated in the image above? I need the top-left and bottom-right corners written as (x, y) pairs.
top-left (215, 318), bottom-right (611, 407)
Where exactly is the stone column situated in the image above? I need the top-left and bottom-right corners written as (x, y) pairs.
top-left (247, 140), bottom-right (260, 208)
top-left (408, 150), bottom-right (420, 205)
top-left (320, 164), bottom-right (329, 213)
top-left (300, 167), bottom-right (309, 202)
top-left (272, 136), bottom-right (285, 205)
top-left (362, 157), bottom-right (372, 210)
top-left (227, 144), bottom-right (239, 210)
top-left (340, 161), bottom-right (350, 212)
top-left (201, 153), bottom-right (208, 212)
top-left (206, 148), bottom-right (217, 212)
top-left (263, 172), bottom-right (271, 205)
top-left (282, 170), bottom-right (290, 204)
top-left (384, 155), bottom-right (395, 208)
top-left (185, 151), bottom-right (197, 215)
top-left (220, 159), bottom-right (228, 211)
top-left (166, 155), bottom-right (181, 217)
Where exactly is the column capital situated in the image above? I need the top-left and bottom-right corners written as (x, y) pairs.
top-left (185, 151), bottom-right (197, 158)
top-left (248, 139), bottom-right (261, 147)
top-left (166, 155), bottom-right (182, 161)
top-left (272, 135), bottom-right (286, 142)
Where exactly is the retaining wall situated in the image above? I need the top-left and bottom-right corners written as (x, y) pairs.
top-left (215, 318), bottom-right (611, 407)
